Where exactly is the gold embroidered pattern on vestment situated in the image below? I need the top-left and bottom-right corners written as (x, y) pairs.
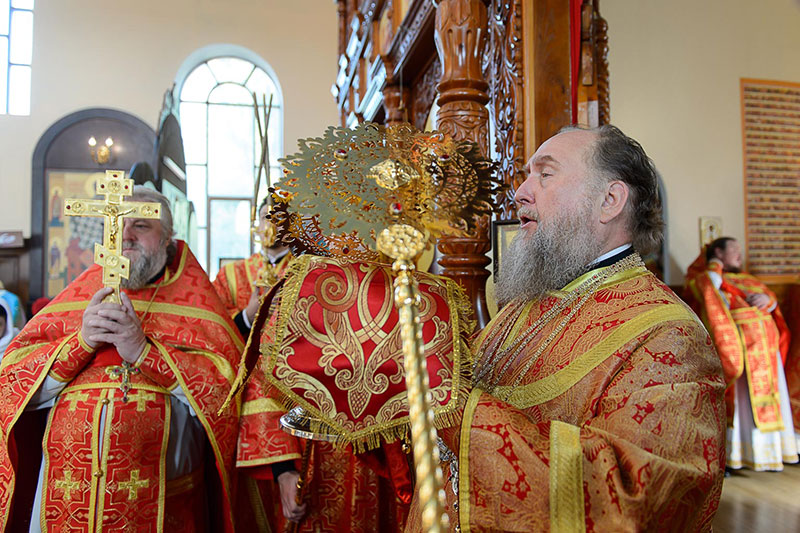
top-left (475, 254), bottom-right (645, 397)
top-left (495, 304), bottom-right (690, 409)
top-left (550, 420), bottom-right (585, 533)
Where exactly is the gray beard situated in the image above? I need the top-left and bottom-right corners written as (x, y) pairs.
top-left (495, 204), bottom-right (603, 307)
top-left (120, 243), bottom-right (167, 290)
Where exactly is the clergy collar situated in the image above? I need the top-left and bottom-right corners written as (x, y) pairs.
top-left (586, 243), bottom-right (634, 272)
top-left (147, 264), bottom-right (167, 285)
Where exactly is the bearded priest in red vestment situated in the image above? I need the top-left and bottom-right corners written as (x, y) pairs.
top-left (684, 237), bottom-right (797, 471)
top-left (407, 126), bottom-right (727, 532)
top-left (0, 187), bottom-right (243, 532)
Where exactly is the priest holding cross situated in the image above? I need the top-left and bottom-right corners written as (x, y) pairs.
top-left (0, 178), bottom-right (244, 532)
top-left (63, 170), bottom-right (161, 304)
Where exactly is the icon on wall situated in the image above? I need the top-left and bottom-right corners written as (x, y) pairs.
top-left (699, 216), bottom-right (723, 249)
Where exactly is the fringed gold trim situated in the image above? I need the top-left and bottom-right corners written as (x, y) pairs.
top-left (260, 258), bottom-right (476, 453)
top-left (218, 269), bottom-right (294, 415)
top-left (457, 388), bottom-right (484, 533)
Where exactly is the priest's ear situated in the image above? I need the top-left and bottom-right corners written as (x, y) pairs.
top-left (599, 180), bottom-right (629, 224)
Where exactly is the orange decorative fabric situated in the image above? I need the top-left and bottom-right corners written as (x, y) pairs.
top-left (409, 263), bottom-right (726, 532)
top-left (0, 241), bottom-right (243, 532)
top-left (722, 272), bottom-right (790, 363)
top-left (214, 250), bottom-right (294, 533)
top-left (234, 253), bottom-right (475, 532)
top-left (240, 426), bottom-right (410, 533)
top-left (258, 254), bottom-right (473, 451)
top-left (212, 252), bottom-right (293, 318)
top-left (685, 258), bottom-right (790, 431)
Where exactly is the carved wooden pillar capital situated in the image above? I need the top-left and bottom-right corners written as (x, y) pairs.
top-left (434, 0), bottom-right (492, 329)
top-left (382, 84), bottom-right (411, 125)
top-left (434, 0), bottom-right (490, 154)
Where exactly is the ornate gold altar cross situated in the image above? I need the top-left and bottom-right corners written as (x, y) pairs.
top-left (63, 170), bottom-right (161, 304)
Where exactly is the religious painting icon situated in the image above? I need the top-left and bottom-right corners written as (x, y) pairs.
top-left (699, 216), bottom-right (722, 249)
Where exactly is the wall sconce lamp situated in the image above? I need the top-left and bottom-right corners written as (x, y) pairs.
top-left (88, 136), bottom-right (114, 165)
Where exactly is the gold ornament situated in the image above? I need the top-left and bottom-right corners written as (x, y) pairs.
top-left (271, 122), bottom-right (504, 533)
top-left (271, 122), bottom-right (504, 262)
top-left (63, 170), bottom-right (161, 304)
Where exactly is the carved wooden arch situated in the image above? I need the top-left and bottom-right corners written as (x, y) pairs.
top-left (334, 0), bottom-right (610, 325)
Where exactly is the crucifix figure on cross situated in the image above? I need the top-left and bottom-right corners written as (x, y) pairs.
top-left (63, 170), bottom-right (161, 304)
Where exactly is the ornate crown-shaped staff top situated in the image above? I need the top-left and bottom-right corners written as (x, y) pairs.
top-left (271, 122), bottom-right (503, 261)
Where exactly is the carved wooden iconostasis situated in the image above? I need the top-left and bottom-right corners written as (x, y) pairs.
top-left (334, 0), bottom-right (610, 326)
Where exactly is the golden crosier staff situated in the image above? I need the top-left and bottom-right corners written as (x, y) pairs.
top-left (377, 224), bottom-right (448, 533)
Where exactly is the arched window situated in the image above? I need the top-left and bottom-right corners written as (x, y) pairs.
top-left (177, 47), bottom-right (282, 277)
top-left (1, 0), bottom-right (34, 115)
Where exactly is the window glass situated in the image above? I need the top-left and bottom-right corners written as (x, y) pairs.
top-left (0, 37), bottom-right (7, 114)
top-left (208, 103), bottom-right (254, 197)
top-left (209, 199), bottom-right (251, 279)
top-left (179, 102), bottom-right (207, 165)
top-left (207, 57), bottom-right (253, 84)
top-left (9, 9), bottom-right (31, 64)
top-left (0, 1), bottom-right (9, 35)
top-left (178, 52), bottom-right (281, 271)
top-left (196, 228), bottom-right (208, 272)
top-left (245, 68), bottom-right (277, 98)
top-left (180, 63), bottom-right (216, 103)
top-left (186, 165), bottom-right (208, 226)
top-left (208, 82), bottom-right (252, 105)
top-left (10, 0), bottom-right (34, 9)
top-left (8, 63), bottom-right (29, 115)
top-left (252, 107), bottom-right (283, 170)
top-left (266, 107), bottom-right (282, 167)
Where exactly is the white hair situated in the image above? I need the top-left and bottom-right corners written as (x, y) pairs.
top-left (131, 185), bottom-right (175, 242)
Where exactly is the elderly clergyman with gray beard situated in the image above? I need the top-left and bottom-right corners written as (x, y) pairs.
top-left (0, 187), bottom-right (243, 532)
top-left (407, 126), bottom-right (727, 532)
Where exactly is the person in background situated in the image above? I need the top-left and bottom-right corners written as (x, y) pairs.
top-left (684, 236), bottom-right (798, 471)
top-left (212, 196), bottom-right (292, 337)
top-left (0, 281), bottom-right (26, 332)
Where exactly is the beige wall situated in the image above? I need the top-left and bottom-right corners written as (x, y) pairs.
top-left (0, 0), bottom-right (339, 237)
top-left (604, 0), bottom-right (800, 283)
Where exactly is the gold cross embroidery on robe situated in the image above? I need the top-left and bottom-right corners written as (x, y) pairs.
top-left (54, 470), bottom-right (81, 502)
top-left (63, 170), bottom-right (161, 304)
top-left (117, 470), bottom-right (149, 500)
top-left (64, 391), bottom-right (90, 412)
top-left (127, 390), bottom-right (156, 412)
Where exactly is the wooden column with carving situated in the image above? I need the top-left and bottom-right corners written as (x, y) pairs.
top-left (434, 0), bottom-right (492, 328)
top-left (383, 81), bottom-right (411, 125)
top-left (576, 0), bottom-right (610, 127)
